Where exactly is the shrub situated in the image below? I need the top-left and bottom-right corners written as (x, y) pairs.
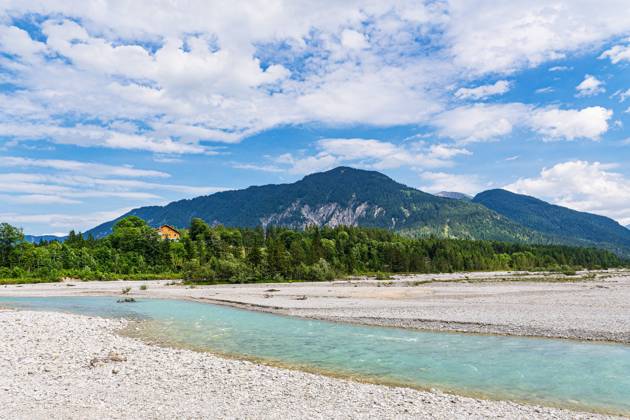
top-left (304, 259), bottom-right (336, 282)
top-left (182, 260), bottom-right (216, 283)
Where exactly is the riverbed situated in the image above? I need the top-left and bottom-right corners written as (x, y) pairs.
top-left (0, 309), bottom-right (620, 419)
top-left (2, 271), bottom-right (629, 418)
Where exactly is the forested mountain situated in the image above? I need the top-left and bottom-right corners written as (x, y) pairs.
top-left (473, 189), bottom-right (630, 256)
top-left (86, 167), bottom-right (543, 243)
top-left (83, 167), bottom-right (630, 256)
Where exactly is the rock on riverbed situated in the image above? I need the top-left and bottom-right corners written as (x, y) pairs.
top-left (0, 310), bottom-right (617, 419)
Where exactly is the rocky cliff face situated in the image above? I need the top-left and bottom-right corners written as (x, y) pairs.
top-left (260, 200), bottom-right (386, 229)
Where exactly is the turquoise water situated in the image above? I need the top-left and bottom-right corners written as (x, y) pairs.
top-left (2, 296), bottom-right (629, 415)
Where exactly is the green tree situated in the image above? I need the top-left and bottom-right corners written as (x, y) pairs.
top-left (0, 223), bottom-right (24, 266)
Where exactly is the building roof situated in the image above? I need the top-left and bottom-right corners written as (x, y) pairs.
top-left (158, 225), bottom-right (181, 235)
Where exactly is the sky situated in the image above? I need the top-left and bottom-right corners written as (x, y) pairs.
top-left (1, 1), bottom-right (630, 235)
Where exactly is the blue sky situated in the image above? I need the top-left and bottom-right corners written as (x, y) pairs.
top-left (1, 1), bottom-right (630, 235)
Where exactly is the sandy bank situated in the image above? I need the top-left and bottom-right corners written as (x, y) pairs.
top-left (0, 310), bottom-right (618, 419)
top-left (1, 270), bottom-right (629, 343)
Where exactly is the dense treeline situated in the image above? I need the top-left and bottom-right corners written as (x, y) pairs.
top-left (0, 217), bottom-right (626, 284)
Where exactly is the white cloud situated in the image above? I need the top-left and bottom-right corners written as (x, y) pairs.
top-left (612, 88), bottom-right (630, 102)
top-left (274, 152), bottom-right (341, 175)
top-left (232, 163), bottom-right (285, 173)
top-left (535, 86), bottom-right (554, 94)
top-left (340, 29), bottom-right (369, 50)
top-left (237, 138), bottom-right (471, 175)
top-left (0, 25), bottom-right (46, 58)
top-left (0, 123), bottom-right (210, 154)
top-left (0, 208), bottom-right (134, 234)
top-left (0, 156), bottom-right (225, 233)
top-left (575, 74), bottom-right (605, 97)
top-left (0, 1), bottom-right (628, 155)
top-left (435, 103), bottom-right (612, 142)
top-left (0, 156), bottom-right (169, 178)
top-left (0, 4), bottom-right (452, 153)
top-left (454, 80), bottom-right (511, 100)
top-left (506, 161), bottom-right (630, 225)
top-left (0, 194), bottom-right (81, 205)
top-left (434, 103), bottom-right (525, 142)
top-left (529, 106), bottom-right (612, 140)
top-left (599, 40), bottom-right (630, 63)
top-left (549, 66), bottom-right (572, 72)
top-left (419, 172), bottom-right (487, 196)
top-left (446, 1), bottom-right (630, 74)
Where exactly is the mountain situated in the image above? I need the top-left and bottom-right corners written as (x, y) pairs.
top-left (473, 189), bottom-right (630, 256)
top-left (86, 167), bottom-right (544, 243)
top-left (24, 234), bottom-right (66, 244)
top-left (626, 225), bottom-right (630, 230)
top-left (435, 191), bottom-right (472, 201)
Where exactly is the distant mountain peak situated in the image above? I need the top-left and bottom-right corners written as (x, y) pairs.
top-left (435, 191), bottom-right (472, 201)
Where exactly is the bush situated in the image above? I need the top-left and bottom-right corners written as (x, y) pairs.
top-left (212, 257), bottom-right (249, 283)
top-left (304, 259), bottom-right (336, 282)
top-left (182, 260), bottom-right (216, 283)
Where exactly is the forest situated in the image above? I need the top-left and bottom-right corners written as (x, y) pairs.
top-left (0, 216), bottom-right (626, 284)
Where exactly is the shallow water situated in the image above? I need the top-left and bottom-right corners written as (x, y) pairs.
top-left (2, 296), bottom-right (629, 415)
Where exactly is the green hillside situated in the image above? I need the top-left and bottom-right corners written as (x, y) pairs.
top-left (473, 189), bottom-right (630, 256)
top-left (87, 167), bottom-right (544, 244)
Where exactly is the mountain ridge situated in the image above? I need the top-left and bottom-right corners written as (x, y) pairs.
top-left (86, 167), bottom-right (544, 244)
top-left (473, 189), bottom-right (630, 256)
top-left (84, 167), bottom-right (630, 256)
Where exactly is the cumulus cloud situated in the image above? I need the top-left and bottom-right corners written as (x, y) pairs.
top-left (434, 104), bottom-right (612, 142)
top-left (454, 80), bottom-right (511, 100)
top-left (340, 29), bottom-right (369, 50)
top-left (434, 104), bottom-right (524, 142)
top-left (505, 161), bottom-right (630, 225)
top-left (599, 40), bottom-right (630, 63)
top-left (529, 106), bottom-right (612, 140)
top-left (0, 2), bottom-right (453, 154)
top-left (0, 1), bottom-right (628, 155)
top-left (446, 1), bottom-right (630, 74)
top-left (575, 74), bottom-right (605, 97)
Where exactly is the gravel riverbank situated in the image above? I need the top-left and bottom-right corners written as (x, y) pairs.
top-left (0, 310), bottom-right (620, 419)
